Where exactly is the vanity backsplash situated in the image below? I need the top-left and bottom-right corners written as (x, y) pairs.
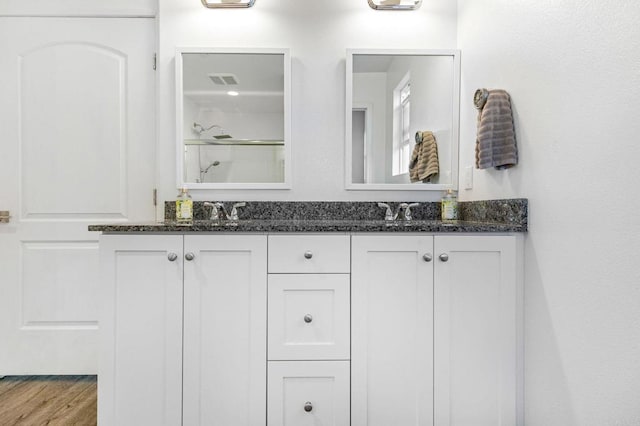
top-left (164, 199), bottom-right (528, 228)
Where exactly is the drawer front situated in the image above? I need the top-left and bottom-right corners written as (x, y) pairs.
top-left (268, 361), bottom-right (350, 426)
top-left (268, 274), bottom-right (350, 360)
top-left (268, 235), bottom-right (350, 273)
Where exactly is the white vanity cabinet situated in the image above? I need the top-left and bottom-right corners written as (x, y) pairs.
top-left (98, 234), bottom-right (267, 426)
top-left (351, 234), bottom-right (522, 426)
top-left (98, 232), bottom-right (521, 426)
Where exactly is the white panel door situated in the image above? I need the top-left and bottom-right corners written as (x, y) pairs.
top-left (351, 235), bottom-right (434, 426)
top-left (98, 235), bottom-right (183, 426)
top-left (183, 235), bottom-right (267, 426)
top-left (0, 18), bottom-right (156, 374)
top-left (433, 236), bottom-right (519, 426)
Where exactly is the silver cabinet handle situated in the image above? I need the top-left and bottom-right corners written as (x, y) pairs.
top-left (304, 314), bottom-right (313, 323)
top-left (423, 253), bottom-right (432, 262)
top-left (304, 402), bottom-right (313, 412)
top-left (167, 252), bottom-right (178, 262)
top-left (304, 251), bottom-right (313, 259)
top-left (185, 252), bottom-right (195, 261)
top-left (439, 253), bottom-right (449, 262)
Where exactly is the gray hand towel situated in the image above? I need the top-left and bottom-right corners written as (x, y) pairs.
top-left (474, 88), bottom-right (518, 170)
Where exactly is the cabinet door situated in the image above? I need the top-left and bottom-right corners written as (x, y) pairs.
top-left (434, 236), bottom-right (520, 426)
top-left (98, 235), bottom-right (183, 426)
top-left (268, 274), bottom-right (350, 360)
top-left (268, 361), bottom-right (350, 426)
top-left (351, 235), bottom-right (434, 426)
top-left (183, 235), bottom-right (267, 426)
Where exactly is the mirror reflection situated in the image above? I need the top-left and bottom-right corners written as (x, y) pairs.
top-left (347, 50), bottom-right (460, 190)
top-left (177, 49), bottom-right (290, 187)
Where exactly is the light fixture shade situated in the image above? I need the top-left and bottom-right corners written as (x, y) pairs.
top-left (201, 0), bottom-right (256, 8)
top-left (367, 0), bottom-right (422, 10)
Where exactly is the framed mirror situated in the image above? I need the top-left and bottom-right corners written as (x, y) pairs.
top-left (345, 49), bottom-right (460, 191)
top-left (176, 47), bottom-right (291, 189)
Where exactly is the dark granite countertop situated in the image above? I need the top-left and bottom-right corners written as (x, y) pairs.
top-left (89, 199), bottom-right (527, 233)
top-left (89, 219), bottom-right (525, 233)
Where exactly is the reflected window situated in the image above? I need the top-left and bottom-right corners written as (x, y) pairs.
top-left (393, 75), bottom-right (411, 176)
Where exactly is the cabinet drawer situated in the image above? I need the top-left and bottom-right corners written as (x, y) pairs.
top-left (268, 274), bottom-right (350, 360)
top-left (268, 235), bottom-right (350, 273)
top-left (268, 361), bottom-right (350, 426)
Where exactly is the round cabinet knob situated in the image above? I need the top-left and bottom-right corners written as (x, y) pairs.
top-left (304, 251), bottom-right (313, 259)
top-left (304, 402), bottom-right (313, 412)
top-left (422, 253), bottom-right (432, 262)
top-left (304, 314), bottom-right (313, 323)
top-left (185, 252), bottom-right (195, 261)
top-left (439, 253), bottom-right (449, 262)
top-left (167, 252), bottom-right (178, 262)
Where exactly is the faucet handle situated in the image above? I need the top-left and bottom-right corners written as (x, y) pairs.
top-left (229, 202), bottom-right (246, 221)
top-left (214, 202), bottom-right (230, 220)
top-left (403, 203), bottom-right (420, 221)
top-left (377, 203), bottom-right (394, 221)
top-left (204, 202), bottom-right (221, 220)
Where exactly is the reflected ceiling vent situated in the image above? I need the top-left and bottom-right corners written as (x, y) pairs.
top-left (208, 73), bottom-right (239, 86)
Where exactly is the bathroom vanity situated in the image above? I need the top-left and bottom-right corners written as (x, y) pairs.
top-left (91, 200), bottom-right (526, 426)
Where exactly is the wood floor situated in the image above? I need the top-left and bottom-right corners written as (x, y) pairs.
top-left (0, 376), bottom-right (96, 426)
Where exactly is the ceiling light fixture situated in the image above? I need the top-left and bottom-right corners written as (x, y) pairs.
top-left (367, 0), bottom-right (422, 10)
top-left (201, 0), bottom-right (256, 8)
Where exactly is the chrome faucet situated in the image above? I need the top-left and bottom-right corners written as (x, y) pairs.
top-left (377, 202), bottom-right (420, 221)
top-left (203, 201), bottom-right (246, 221)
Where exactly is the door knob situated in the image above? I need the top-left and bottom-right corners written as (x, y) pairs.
top-left (304, 401), bottom-right (313, 412)
top-left (439, 253), bottom-right (449, 262)
top-left (167, 252), bottom-right (178, 262)
top-left (0, 211), bottom-right (10, 223)
top-left (304, 251), bottom-right (313, 259)
top-left (422, 253), bottom-right (432, 262)
top-left (304, 314), bottom-right (313, 323)
top-left (185, 252), bottom-right (195, 261)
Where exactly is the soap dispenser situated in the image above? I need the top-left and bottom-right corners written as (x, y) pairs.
top-left (441, 189), bottom-right (458, 220)
top-left (176, 187), bottom-right (193, 224)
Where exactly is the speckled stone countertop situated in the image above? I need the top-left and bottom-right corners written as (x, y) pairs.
top-left (89, 199), bottom-right (527, 233)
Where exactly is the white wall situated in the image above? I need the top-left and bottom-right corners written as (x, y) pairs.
top-left (457, 1), bottom-right (640, 425)
top-left (158, 0), bottom-right (457, 202)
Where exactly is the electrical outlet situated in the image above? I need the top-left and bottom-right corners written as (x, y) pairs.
top-left (464, 166), bottom-right (473, 190)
